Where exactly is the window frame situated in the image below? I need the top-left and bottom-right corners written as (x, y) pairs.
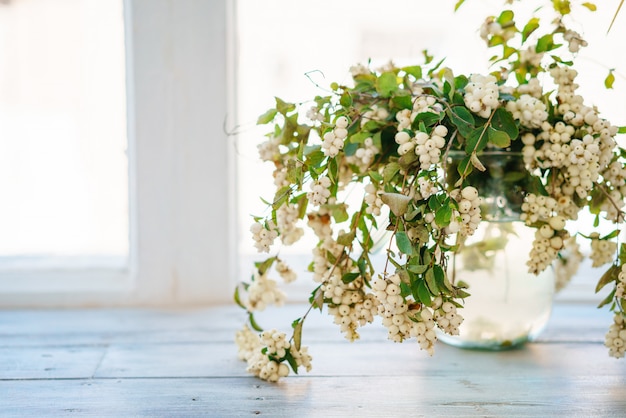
top-left (0, 0), bottom-right (236, 307)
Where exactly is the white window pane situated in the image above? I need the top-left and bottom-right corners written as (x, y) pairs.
top-left (0, 0), bottom-right (127, 260)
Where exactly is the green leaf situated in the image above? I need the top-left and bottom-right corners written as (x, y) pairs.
top-left (343, 141), bottom-right (359, 157)
top-left (392, 91), bottom-right (413, 110)
top-left (552, 0), bottom-right (571, 15)
top-left (310, 285), bottom-right (324, 311)
top-left (412, 111), bottom-right (443, 129)
top-left (605, 70), bottom-right (615, 89)
top-left (305, 147), bottom-right (325, 167)
top-left (448, 106), bottom-right (475, 138)
top-left (432, 265), bottom-right (447, 292)
top-left (597, 288), bottom-right (616, 309)
top-left (381, 192), bottom-right (412, 217)
top-left (342, 272), bottom-right (361, 284)
top-left (257, 108), bottom-right (277, 125)
top-left (402, 65), bottom-right (423, 79)
top-left (340, 91), bottom-right (353, 107)
top-left (376, 72), bottom-right (398, 98)
top-left (487, 126), bottom-right (511, 148)
top-left (522, 17), bottom-right (540, 42)
top-left (273, 185), bottom-right (291, 209)
top-left (275, 97), bottom-right (296, 114)
top-left (328, 157), bottom-right (339, 184)
top-left (255, 257), bottom-right (276, 275)
top-left (234, 285), bottom-right (246, 309)
top-left (337, 230), bottom-right (356, 246)
top-left (249, 313), bottom-right (263, 332)
top-left (536, 34), bottom-right (559, 53)
top-left (601, 229), bottom-right (621, 240)
top-left (595, 264), bottom-right (619, 293)
top-left (284, 350), bottom-right (299, 374)
top-left (465, 127), bottom-right (489, 154)
top-left (417, 280), bottom-right (432, 306)
top-left (407, 264), bottom-right (429, 274)
top-left (456, 155), bottom-right (472, 180)
top-left (395, 231), bottom-right (413, 255)
top-left (582, 2), bottom-right (596, 11)
top-left (331, 204), bottom-right (349, 223)
top-left (470, 153), bottom-right (487, 171)
top-left (292, 319), bottom-right (303, 351)
top-left (369, 170), bottom-right (383, 182)
top-left (454, 0), bottom-right (465, 11)
top-left (491, 107), bottom-right (519, 140)
top-left (425, 268), bottom-right (440, 295)
top-left (497, 10), bottom-right (515, 25)
top-left (435, 205), bottom-right (452, 226)
top-left (350, 132), bottom-right (371, 144)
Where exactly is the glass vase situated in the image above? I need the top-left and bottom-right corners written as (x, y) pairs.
top-left (439, 151), bottom-right (555, 349)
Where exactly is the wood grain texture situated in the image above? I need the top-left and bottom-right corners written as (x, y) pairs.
top-left (0, 303), bottom-right (624, 417)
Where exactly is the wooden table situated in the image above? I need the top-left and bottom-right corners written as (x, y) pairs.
top-left (1, 303), bottom-right (624, 417)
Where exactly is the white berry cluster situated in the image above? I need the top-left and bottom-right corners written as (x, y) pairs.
top-left (450, 186), bottom-right (483, 236)
top-left (516, 77), bottom-right (543, 98)
top-left (519, 46), bottom-right (544, 67)
top-left (479, 16), bottom-right (515, 42)
top-left (394, 125), bottom-right (447, 170)
top-left (273, 167), bottom-right (289, 188)
top-left (600, 161), bottom-right (626, 222)
top-left (521, 121), bottom-right (575, 169)
top-left (372, 274), bottom-right (438, 354)
top-left (360, 105), bottom-right (389, 127)
top-left (276, 203), bottom-right (304, 245)
top-left (307, 176), bottom-right (332, 206)
top-left (235, 325), bottom-right (261, 361)
top-left (306, 206), bottom-right (333, 240)
top-left (431, 296), bottom-right (464, 335)
top-left (464, 74), bottom-right (499, 118)
top-left (245, 270), bottom-right (286, 311)
top-left (326, 283), bottom-right (379, 342)
top-left (364, 182), bottom-right (384, 216)
top-left (275, 259), bottom-right (297, 283)
top-left (521, 194), bottom-right (572, 224)
top-left (311, 241), bottom-right (342, 284)
top-left (305, 106), bottom-right (324, 123)
top-left (413, 95), bottom-right (444, 115)
top-left (348, 136), bottom-right (380, 173)
top-left (322, 116), bottom-right (349, 157)
top-left (395, 95), bottom-right (443, 131)
top-left (349, 63), bottom-right (369, 77)
top-left (244, 329), bottom-right (312, 382)
top-left (605, 314), bottom-right (626, 359)
top-left (563, 29), bottom-right (588, 53)
top-left (527, 219), bottom-right (569, 275)
top-left (589, 233), bottom-right (618, 268)
top-left (257, 137), bottom-right (280, 162)
top-left (554, 236), bottom-right (583, 292)
top-left (417, 177), bottom-right (439, 200)
top-left (250, 220), bottom-right (278, 253)
top-left (505, 94), bottom-right (548, 128)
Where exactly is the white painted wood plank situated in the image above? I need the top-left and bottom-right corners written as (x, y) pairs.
top-left (90, 340), bottom-right (626, 380)
top-left (0, 376), bottom-right (624, 417)
top-left (0, 346), bottom-right (105, 379)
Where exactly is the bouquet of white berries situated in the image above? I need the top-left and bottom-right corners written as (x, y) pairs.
top-left (235, 0), bottom-right (626, 382)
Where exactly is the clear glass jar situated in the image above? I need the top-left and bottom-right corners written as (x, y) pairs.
top-left (438, 151), bottom-right (555, 349)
